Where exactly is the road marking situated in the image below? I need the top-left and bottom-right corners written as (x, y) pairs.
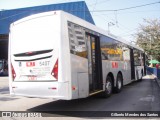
top-left (140, 95), bottom-right (155, 102)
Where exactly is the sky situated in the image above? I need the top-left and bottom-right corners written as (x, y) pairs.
top-left (0, 0), bottom-right (160, 42)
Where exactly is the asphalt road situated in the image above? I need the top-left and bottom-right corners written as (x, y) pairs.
top-left (0, 76), bottom-right (160, 118)
top-left (28, 79), bottom-right (160, 112)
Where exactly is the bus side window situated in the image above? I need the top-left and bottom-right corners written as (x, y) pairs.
top-left (68, 22), bottom-right (87, 58)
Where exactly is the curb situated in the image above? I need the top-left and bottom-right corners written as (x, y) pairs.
top-left (146, 71), bottom-right (160, 88)
top-left (150, 74), bottom-right (160, 88)
top-left (149, 74), bottom-right (160, 88)
top-left (155, 78), bottom-right (160, 88)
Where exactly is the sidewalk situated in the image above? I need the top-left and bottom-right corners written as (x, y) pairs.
top-left (0, 76), bottom-right (9, 87)
top-left (143, 74), bottom-right (160, 88)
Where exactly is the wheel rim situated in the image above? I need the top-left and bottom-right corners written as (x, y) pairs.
top-left (106, 81), bottom-right (112, 94)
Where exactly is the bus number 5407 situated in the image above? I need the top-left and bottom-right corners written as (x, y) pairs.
top-left (39, 61), bottom-right (50, 66)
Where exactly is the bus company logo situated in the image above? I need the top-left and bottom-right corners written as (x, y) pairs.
top-left (26, 62), bottom-right (35, 67)
top-left (112, 62), bottom-right (118, 68)
top-left (2, 112), bottom-right (11, 117)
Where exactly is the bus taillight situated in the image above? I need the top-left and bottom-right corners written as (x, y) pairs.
top-left (11, 63), bottom-right (16, 80)
top-left (51, 59), bottom-right (58, 80)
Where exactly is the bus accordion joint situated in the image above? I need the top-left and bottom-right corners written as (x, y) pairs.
top-left (11, 63), bottom-right (16, 80)
top-left (51, 59), bottom-right (58, 80)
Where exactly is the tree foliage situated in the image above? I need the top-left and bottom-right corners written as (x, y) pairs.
top-left (136, 19), bottom-right (160, 61)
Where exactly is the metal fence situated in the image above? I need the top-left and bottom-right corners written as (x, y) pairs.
top-left (147, 67), bottom-right (160, 79)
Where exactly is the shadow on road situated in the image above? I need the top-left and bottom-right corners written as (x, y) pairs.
top-left (26, 78), bottom-right (160, 117)
top-left (27, 96), bottom-right (112, 117)
top-left (28, 95), bottom-right (107, 110)
top-left (27, 80), bottom-right (143, 117)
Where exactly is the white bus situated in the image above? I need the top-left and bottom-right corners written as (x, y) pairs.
top-left (9, 10), bottom-right (145, 100)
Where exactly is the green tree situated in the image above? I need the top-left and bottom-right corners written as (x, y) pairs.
top-left (136, 19), bottom-right (160, 61)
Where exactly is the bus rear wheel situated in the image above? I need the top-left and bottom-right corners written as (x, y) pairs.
top-left (114, 73), bottom-right (123, 93)
top-left (102, 76), bottom-right (113, 98)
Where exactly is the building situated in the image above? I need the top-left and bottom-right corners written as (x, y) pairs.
top-left (0, 1), bottom-right (94, 59)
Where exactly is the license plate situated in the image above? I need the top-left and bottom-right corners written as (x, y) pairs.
top-left (28, 75), bottom-right (37, 80)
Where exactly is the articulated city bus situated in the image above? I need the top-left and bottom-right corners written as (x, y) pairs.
top-left (9, 11), bottom-right (145, 100)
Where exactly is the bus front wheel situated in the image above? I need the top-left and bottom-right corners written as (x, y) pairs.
top-left (114, 73), bottom-right (123, 93)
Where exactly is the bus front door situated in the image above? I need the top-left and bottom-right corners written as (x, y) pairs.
top-left (86, 33), bottom-right (103, 94)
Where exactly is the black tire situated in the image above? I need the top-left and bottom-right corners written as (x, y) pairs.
top-left (102, 76), bottom-right (113, 98)
top-left (114, 73), bottom-right (123, 93)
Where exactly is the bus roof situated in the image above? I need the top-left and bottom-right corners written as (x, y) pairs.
top-left (11, 10), bottom-right (144, 52)
top-left (61, 11), bottom-right (144, 52)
